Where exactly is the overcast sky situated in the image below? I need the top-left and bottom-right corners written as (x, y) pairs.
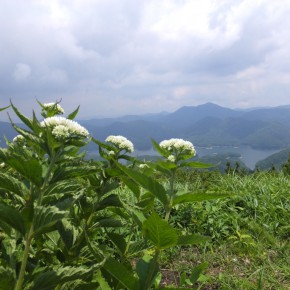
top-left (1, 0), bottom-right (290, 120)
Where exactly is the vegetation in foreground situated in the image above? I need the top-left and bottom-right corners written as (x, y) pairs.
top-left (0, 101), bottom-right (289, 289)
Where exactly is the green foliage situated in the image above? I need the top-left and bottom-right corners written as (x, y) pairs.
top-left (0, 101), bottom-right (289, 289)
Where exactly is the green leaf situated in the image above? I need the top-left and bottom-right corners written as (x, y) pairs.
top-left (142, 212), bottom-right (178, 250)
top-left (0, 172), bottom-right (29, 199)
top-left (67, 105), bottom-right (80, 120)
top-left (116, 163), bottom-right (168, 205)
top-left (173, 192), bottom-right (231, 206)
top-left (130, 208), bottom-right (147, 228)
top-left (157, 160), bottom-right (177, 170)
top-left (151, 139), bottom-right (170, 158)
top-left (189, 262), bottom-right (208, 284)
top-left (0, 266), bottom-right (15, 290)
top-left (10, 101), bottom-right (34, 130)
top-left (56, 220), bottom-right (78, 250)
top-left (51, 164), bottom-right (97, 182)
top-left (0, 203), bottom-right (26, 235)
top-left (121, 176), bottom-right (141, 199)
top-left (96, 194), bottom-right (123, 211)
top-left (94, 217), bottom-right (123, 228)
top-left (127, 240), bottom-right (148, 256)
top-left (177, 234), bottom-right (210, 245)
top-left (92, 138), bottom-right (112, 152)
top-left (136, 254), bottom-right (160, 290)
top-left (94, 270), bottom-right (112, 290)
top-left (33, 206), bottom-right (66, 236)
top-left (10, 125), bottom-right (43, 148)
top-left (0, 105), bottom-right (10, 112)
top-left (107, 232), bottom-right (127, 254)
top-left (103, 257), bottom-right (140, 290)
top-left (6, 157), bottom-right (43, 186)
top-left (136, 192), bottom-right (154, 212)
top-left (30, 265), bottom-right (92, 290)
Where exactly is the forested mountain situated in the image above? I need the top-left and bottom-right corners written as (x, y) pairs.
top-left (255, 147), bottom-right (290, 170)
top-left (2, 103), bottom-right (290, 151)
top-left (79, 103), bottom-right (290, 150)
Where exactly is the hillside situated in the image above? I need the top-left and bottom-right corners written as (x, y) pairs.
top-left (80, 103), bottom-right (290, 150)
top-left (2, 103), bottom-right (290, 151)
top-left (255, 147), bottom-right (290, 170)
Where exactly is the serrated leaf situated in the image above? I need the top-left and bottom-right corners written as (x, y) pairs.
top-left (51, 164), bottom-right (97, 182)
top-left (33, 206), bottom-right (66, 236)
top-left (96, 194), bottom-right (122, 211)
top-left (103, 257), bottom-right (140, 290)
top-left (116, 163), bottom-right (168, 205)
top-left (0, 172), bottom-right (29, 198)
top-left (107, 232), bottom-right (127, 254)
top-left (173, 192), bottom-right (231, 206)
top-left (177, 234), bottom-right (210, 245)
top-left (128, 240), bottom-right (148, 256)
top-left (142, 212), bottom-right (178, 250)
top-left (30, 265), bottom-right (92, 290)
top-left (0, 203), bottom-right (26, 235)
top-left (6, 157), bottom-right (43, 186)
top-left (56, 219), bottom-right (80, 250)
top-left (94, 270), bottom-right (112, 290)
top-left (94, 217), bottom-right (123, 228)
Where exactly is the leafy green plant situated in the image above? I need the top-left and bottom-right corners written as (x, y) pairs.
top-left (0, 101), bottom-right (232, 289)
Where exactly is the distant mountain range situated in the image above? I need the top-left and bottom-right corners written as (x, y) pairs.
top-left (80, 102), bottom-right (290, 151)
top-left (2, 102), bottom-right (290, 151)
top-left (2, 102), bottom-right (290, 171)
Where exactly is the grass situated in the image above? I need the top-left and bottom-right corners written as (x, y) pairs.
top-left (145, 171), bottom-right (290, 289)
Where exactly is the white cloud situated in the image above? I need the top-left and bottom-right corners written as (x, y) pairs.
top-left (13, 63), bottom-right (31, 81)
top-left (1, 0), bottom-right (290, 119)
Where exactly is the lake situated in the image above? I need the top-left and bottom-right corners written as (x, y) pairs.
top-left (134, 145), bottom-right (281, 170)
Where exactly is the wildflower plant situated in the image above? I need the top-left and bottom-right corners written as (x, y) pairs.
top-left (93, 134), bottom-right (135, 164)
top-left (38, 100), bottom-right (65, 117)
top-left (0, 101), bottom-right (231, 290)
top-left (0, 101), bottom-right (100, 290)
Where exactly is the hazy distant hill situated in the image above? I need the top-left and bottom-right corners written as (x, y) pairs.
top-left (255, 147), bottom-right (290, 170)
top-left (0, 121), bottom-right (19, 145)
top-left (2, 102), bottom-right (290, 151)
top-left (160, 103), bottom-right (243, 129)
top-left (79, 102), bottom-right (290, 150)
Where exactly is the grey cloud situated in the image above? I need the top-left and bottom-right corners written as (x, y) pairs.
top-left (1, 0), bottom-right (290, 120)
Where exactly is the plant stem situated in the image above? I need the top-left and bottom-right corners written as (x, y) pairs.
top-left (165, 169), bottom-right (176, 221)
top-left (14, 226), bottom-right (34, 290)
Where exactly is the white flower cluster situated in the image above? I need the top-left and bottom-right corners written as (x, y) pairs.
top-left (159, 138), bottom-right (196, 156)
top-left (139, 163), bottom-right (149, 169)
top-left (43, 102), bottom-right (64, 114)
top-left (41, 116), bottom-right (89, 139)
top-left (13, 135), bottom-right (25, 144)
top-left (105, 135), bottom-right (134, 153)
top-left (167, 154), bottom-right (176, 162)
